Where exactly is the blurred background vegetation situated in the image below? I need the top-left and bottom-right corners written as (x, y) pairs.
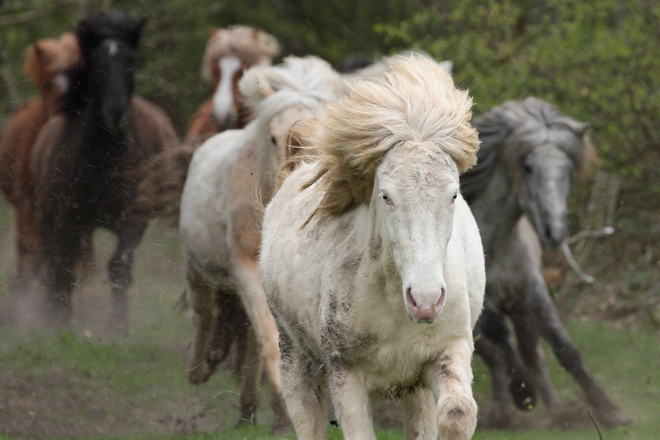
top-left (0, 0), bottom-right (658, 311)
top-left (0, 1), bottom-right (658, 438)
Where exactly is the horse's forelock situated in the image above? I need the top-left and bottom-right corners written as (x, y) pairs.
top-left (201, 26), bottom-right (280, 81)
top-left (76, 10), bottom-right (143, 58)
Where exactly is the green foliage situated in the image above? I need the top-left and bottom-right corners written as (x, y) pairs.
top-left (2, 0), bottom-right (659, 189)
top-left (373, 0), bottom-right (660, 189)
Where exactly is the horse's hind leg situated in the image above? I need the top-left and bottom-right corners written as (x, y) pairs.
top-left (524, 279), bottom-right (631, 427)
top-left (108, 221), bottom-right (146, 332)
top-left (237, 325), bottom-right (263, 426)
top-left (185, 263), bottom-right (220, 384)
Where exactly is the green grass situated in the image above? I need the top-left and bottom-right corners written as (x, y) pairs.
top-left (0, 198), bottom-right (658, 439)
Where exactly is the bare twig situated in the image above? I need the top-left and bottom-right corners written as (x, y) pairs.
top-left (567, 226), bottom-right (615, 245)
top-left (0, 7), bottom-right (53, 27)
top-left (561, 241), bottom-right (595, 284)
top-left (587, 410), bottom-right (603, 440)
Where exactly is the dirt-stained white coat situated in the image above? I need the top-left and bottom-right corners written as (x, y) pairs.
top-left (260, 54), bottom-right (486, 440)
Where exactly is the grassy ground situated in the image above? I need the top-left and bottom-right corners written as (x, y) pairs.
top-left (0, 196), bottom-right (658, 440)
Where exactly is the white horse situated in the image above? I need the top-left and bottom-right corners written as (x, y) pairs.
top-left (260, 54), bottom-right (485, 440)
top-left (179, 56), bottom-right (343, 430)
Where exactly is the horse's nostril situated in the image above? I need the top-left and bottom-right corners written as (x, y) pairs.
top-left (436, 288), bottom-right (446, 307)
top-left (545, 224), bottom-right (553, 241)
top-left (406, 287), bottom-right (417, 307)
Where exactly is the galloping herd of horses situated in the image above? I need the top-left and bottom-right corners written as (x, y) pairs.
top-left (0, 10), bottom-right (632, 440)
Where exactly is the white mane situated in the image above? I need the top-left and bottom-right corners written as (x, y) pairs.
top-left (239, 56), bottom-right (343, 123)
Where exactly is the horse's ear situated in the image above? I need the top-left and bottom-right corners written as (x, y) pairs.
top-left (136, 17), bottom-right (148, 39)
top-left (239, 65), bottom-right (276, 108)
top-left (76, 18), bottom-right (96, 59)
top-left (254, 30), bottom-right (280, 64)
top-left (24, 43), bottom-right (42, 81)
top-left (208, 28), bottom-right (218, 38)
top-left (577, 122), bottom-right (590, 138)
top-left (127, 17), bottom-right (148, 48)
top-left (438, 60), bottom-right (453, 76)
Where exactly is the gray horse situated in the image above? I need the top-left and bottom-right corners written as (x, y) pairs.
top-left (463, 98), bottom-right (630, 427)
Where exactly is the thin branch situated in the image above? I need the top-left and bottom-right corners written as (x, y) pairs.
top-left (587, 411), bottom-right (603, 440)
top-left (0, 7), bottom-right (54, 28)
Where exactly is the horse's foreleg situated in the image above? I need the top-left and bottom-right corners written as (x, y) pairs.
top-left (232, 254), bottom-right (289, 430)
top-left (427, 338), bottom-right (478, 440)
top-left (401, 387), bottom-right (438, 440)
top-left (510, 308), bottom-right (560, 413)
top-left (474, 323), bottom-right (515, 426)
top-left (279, 331), bottom-right (325, 439)
top-left (476, 298), bottom-right (536, 414)
top-left (42, 226), bottom-right (82, 327)
top-left (14, 202), bottom-right (40, 282)
top-left (108, 222), bottom-right (146, 332)
top-left (526, 279), bottom-right (631, 427)
top-left (328, 368), bottom-right (376, 440)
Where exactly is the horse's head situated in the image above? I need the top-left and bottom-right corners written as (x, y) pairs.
top-left (202, 26), bottom-right (280, 131)
top-left (305, 54), bottom-right (478, 324)
top-left (24, 33), bottom-right (81, 114)
top-left (239, 56), bottom-right (342, 173)
top-left (76, 11), bottom-right (147, 130)
top-left (376, 144), bottom-right (464, 323)
top-left (508, 99), bottom-right (592, 248)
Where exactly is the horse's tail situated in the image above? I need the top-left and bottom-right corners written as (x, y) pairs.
top-left (124, 145), bottom-right (196, 223)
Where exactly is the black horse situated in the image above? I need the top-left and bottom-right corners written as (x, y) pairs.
top-left (30, 10), bottom-right (178, 331)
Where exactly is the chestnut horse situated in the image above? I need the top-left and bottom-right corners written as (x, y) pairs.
top-left (124, 26), bottom-right (279, 222)
top-left (185, 25), bottom-right (280, 146)
top-left (30, 11), bottom-right (178, 330)
top-left (0, 33), bottom-right (80, 280)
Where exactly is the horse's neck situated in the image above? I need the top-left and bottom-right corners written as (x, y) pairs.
top-left (468, 166), bottom-right (523, 253)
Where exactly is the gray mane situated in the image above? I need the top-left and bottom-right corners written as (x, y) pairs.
top-left (461, 97), bottom-right (589, 203)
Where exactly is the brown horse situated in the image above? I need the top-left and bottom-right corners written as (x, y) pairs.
top-left (124, 26), bottom-right (279, 222)
top-left (0, 33), bottom-right (80, 280)
top-left (30, 11), bottom-right (178, 330)
top-left (185, 25), bottom-right (280, 146)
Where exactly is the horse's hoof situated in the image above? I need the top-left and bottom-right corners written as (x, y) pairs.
top-left (595, 407), bottom-right (632, 428)
top-left (107, 314), bottom-right (129, 334)
top-left (509, 377), bottom-right (536, 411)
top-left (271, 420), bottom-right (291, 436)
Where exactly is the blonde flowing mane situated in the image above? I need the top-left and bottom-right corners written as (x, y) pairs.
top-left (201, 26), bottom-right (280, 81)
top-left (298, 53), bottom-right (479, 219)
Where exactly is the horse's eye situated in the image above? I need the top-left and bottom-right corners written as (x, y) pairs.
top-left (523, 162), bottom-right (533, 173)
top-left (451, 192), bottom-right (458, 204)
top-left (43, 81), bottom-right (52, 91)
top-left (382, 194), bottom-right (393, 205)
top-left (270, 135), bottom-right (277, 145)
